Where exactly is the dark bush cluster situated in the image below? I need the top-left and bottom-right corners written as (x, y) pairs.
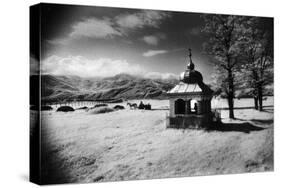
top-left (57, 106), bottom-right (75, 112)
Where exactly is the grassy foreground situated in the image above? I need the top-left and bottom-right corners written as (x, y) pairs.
top-left (39, 98), bottom-right (273, 184)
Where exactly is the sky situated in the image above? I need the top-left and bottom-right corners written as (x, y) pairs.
top-left (37, 3), bottom-right (214, 82)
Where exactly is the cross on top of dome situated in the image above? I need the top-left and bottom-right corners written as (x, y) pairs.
top-left (179, 48), bottom-right (203, 84)
top-left (167, 48), bottom-right (213, 97)
top-left (187, 48), bottom-right (195, 70)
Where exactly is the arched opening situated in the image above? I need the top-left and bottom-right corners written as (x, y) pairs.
top-left (190, 99), bottom-right (198, 114)
top-left (175, 99), bottom-right (185, 115)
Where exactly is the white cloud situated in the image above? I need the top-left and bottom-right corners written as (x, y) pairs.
top-left (115, 14), bottom-right (143, 29)
top-left (141, 10), bottom-right (170, 27)
top-left (115, 10), bottom-right (170, 30)
top-left (41, 55), bottom-right (177, 80)
top-left (42, 55), bottom-right (144, 77)
top-left (48, 11), bottom-right (170, 44)
top-left (69, 17), bottom-right (122, 38)
top-left (142, 33), bottom-right (166, 45)
top-left (144, 72), bottom-right (178, 80)
top-left (142, 35), bottom-right (159, 45)
top-left (143, 50), bottom-right (168, 57)
top-left (46, 38), bottom-right (69, 45)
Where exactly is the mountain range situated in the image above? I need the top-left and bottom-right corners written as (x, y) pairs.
top-left (30, 73), bottom-right (273, 104)
top-left (38, 74), bottom-right (178, 103)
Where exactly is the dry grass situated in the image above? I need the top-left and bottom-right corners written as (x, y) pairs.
top-left (40, 97), bottom-right (274, 184)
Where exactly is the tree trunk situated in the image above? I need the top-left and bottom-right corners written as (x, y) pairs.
top-left (258, 85), bottom-right (263, 111)
top-left (254, 97), bottom-right (258, 110)
top-left (228, 95), bottom-right (234, 118)
top-left (258, 61), bottom-right (264, 111)
top-left (252, 70), bottom-right (259, 110)
top-left (228, 69), bottom-right (235, 119)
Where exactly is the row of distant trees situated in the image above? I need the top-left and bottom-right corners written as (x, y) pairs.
top-left (202, 15), bottom-right (273, 119)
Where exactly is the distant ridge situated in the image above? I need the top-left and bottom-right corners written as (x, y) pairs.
top-left (38, 74), bottom-right (178, 103)
top-left (30, 73), bottom-right (273, 104)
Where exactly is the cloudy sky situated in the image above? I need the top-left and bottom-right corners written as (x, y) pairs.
top-left (38, 3), bottom-right (214, 82)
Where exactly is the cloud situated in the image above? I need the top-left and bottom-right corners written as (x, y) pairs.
top-left (46, 38), bottom-right (69, 45)
top-left (115, 10), bottom-right (170, 30)
top-left (48, 10), bottom-right (170, 45)
top-left (142, 35), bottom-right (159, 45)
top-left (140, 10), bottom-right (171, 27)
top-left (143, 50), bottom-right (168, 57)
top-left (142, 33), bottom-right (166, 45)
top-left (41, 55), bottom-right (177, 80)
top-left (69, 17), bottom-right (122, 38)
top-left (115, 14), bottom-right (143, 29)
top-left (144, 72), bottom-right (178, 80)
top-left (42, 55), bottom-right (144, 77)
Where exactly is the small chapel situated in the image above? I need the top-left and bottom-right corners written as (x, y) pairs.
top-left (166, 49), bottom-right (214, 129)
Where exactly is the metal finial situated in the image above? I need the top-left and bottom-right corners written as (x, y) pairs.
top-left (187, 48), bottom-right (194, 70)
top-left (188, 48), bottom-right (192, 64)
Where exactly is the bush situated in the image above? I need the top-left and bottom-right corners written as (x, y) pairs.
top-left (57, 106), bottom-right (75, 112)
top-left (94, 103), bottom-right (108, 108)
top-left (113, 105), bottom-right (125, 110)
top-left (89, 107), bottom-right (114, 114)
top-left (211, 110), bottom-right (221, 123)
top-left (76, 106), bottom-right (88, 110)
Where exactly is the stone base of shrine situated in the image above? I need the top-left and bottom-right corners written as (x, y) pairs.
top-left (166, 113), bottom-right (215, 129)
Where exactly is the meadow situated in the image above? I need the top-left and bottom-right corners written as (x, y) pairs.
top-left (38, 97), bottom-right (274, 184)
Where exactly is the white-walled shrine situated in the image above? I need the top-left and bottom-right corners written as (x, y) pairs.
top-left (166, 49), bottom-right (214, 129)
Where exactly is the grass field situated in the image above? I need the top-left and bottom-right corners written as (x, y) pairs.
top-left (38, 97), bottom-right (274, 184)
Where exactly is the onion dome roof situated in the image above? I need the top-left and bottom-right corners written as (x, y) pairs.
top-left (180, 69), bottom-right (203, 84)
top-left (167, 48), bottom-right (213, 97)
top-left (179, 49), bottom-right (203, 84)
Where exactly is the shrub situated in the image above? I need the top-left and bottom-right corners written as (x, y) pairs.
top-left (94, 103), bottom-right (108, 108)
top-left (76, 106), bottom-right (88, 110)
top-left (89, 107), bottom-right (114, 114)
top-left (211, 110), bottom-right (221, 123)
top-left (57, 106), bottom-right (75, 112)
top-left (113, 105), bottom-right (125, 110)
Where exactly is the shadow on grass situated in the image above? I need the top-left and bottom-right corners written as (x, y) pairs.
top-left (250, 119), bottom-right (274, 124)
top-left (262, 109), bottom-right (274, 113)
top-left (208, 122), bottom-right (265, 133)
top-left (234, 118), bottom-right (274, 125)
top-left (217, 105), bottom-right (273, 111)
top-left (151, 108), bottom-right (169, 111)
